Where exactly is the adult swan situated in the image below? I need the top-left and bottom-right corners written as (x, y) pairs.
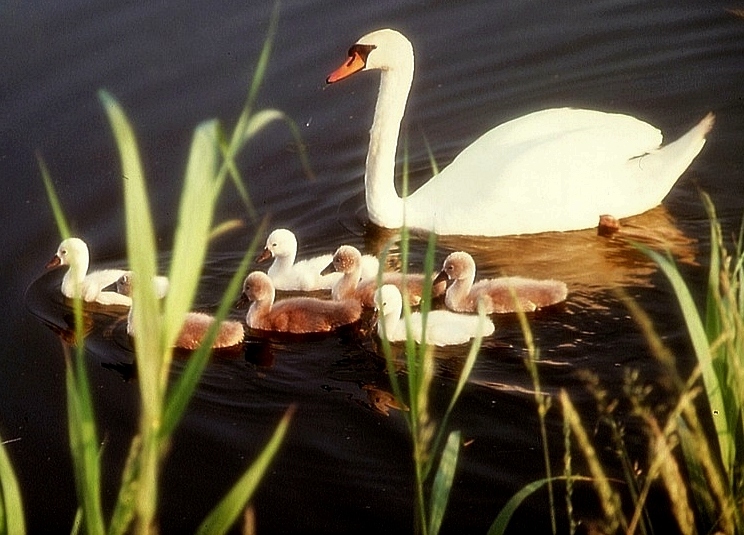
top-left (326, 28), bottom-right (714, 237)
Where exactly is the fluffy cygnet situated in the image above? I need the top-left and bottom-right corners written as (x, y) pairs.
top-left (322, 245), bottom-right (445, 307)
top-left (241, 271), bottom-right (362, 333)
top-left (117, 274), bottom-right (244, 350)
top-left (46, 237), bottom-right (132, 306)
top-left (434, 251), bottom-right (568, 314)
top-left (255, 228), bottom-right (379, 291)
top-left (374, 285), bottom-right (494, 346)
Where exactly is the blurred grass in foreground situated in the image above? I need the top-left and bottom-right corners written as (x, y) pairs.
top-left (1, 6), bottom-right (305, 534)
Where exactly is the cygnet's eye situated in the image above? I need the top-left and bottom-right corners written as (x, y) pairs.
top-left (61, 249), bottom-right (68, 256)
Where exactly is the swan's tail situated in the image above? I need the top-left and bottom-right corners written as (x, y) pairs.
top-left (634, 112), bottom-right (714, 203)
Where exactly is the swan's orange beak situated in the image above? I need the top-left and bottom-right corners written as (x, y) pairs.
top-left (326, 51), bottom-right (366, 84)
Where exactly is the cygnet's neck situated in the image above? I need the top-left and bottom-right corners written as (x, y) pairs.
top-left (332, 263), bottom-right (362, 300)
top-left (449, 270), bottom-right (476, 306)
top-left (62, 256), bottom-right (88, 296)
top-left (268, 250), bottom-right (296, 277)
top-left (365, 65), bottom-right (413, 228)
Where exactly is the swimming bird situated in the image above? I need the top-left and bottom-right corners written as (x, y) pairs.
top-left (327, 28), bottom-right (714, 236)
top-left (321, 244), bottom-right (445, 307)
top-left (255, 228), bottom-right (379, 291)
top-left (374, 284), bottom-right (494, 346)
top-left (434, 251), bottom-right (568, 313)
top-left (241, 271), bottom-right (362, 333)
top-left (117, 273), bottom-right (244, 350)
top-left (46, 237), bottom-right (132, 306)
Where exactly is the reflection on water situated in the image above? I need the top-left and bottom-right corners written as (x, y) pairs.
top-left (10, 0), bottom-right (744, 531)
top-left (362, 203), bottom-right (696, 299)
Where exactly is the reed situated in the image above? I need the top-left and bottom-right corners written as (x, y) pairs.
top-left (376, 145), bottom-right (490, 535)
top-left (0, 435), bottom-right (25, 535)
top-left (491, 192), bottom-right (744, 534)
top-left (28, 8), bottom-right (300, 534)
top-left (643, 192), bottom-right (744, 533)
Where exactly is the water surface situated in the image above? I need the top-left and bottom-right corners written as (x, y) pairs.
top-left (3, 0), bottom-right (744, 532)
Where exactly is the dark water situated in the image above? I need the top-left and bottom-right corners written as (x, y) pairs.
top-left (3, 0), bottom-right (744, 532)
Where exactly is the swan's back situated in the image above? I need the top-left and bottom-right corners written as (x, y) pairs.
top-left (407, 109), bottom-right (712, 236)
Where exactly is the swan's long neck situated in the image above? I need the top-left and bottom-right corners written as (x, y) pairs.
top-left (365, 63), bottom-right (413, 228)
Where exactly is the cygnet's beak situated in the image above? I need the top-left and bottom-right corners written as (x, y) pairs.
top-left (255, 248), bottom-right (272, 264)
top-left (46, 254), bottom-right (62, 270)
top-left (432, 269), bottom-right (450, 287)
top-left (320, 261), bottom-right (336, 276)
top-left (235, 293), bottom-right (251, 309)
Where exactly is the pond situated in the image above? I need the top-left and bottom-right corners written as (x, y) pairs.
top-left (3, 0), bottom-right (744, 532)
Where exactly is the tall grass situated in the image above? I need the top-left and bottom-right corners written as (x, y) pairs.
top-left (3, 9), bottom-right (304, 534)
top-left (376, 148), bottom-right (489, 535)
top-left (491, 192), bottom-right (744, 534)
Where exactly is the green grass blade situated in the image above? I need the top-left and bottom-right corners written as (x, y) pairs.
top-left (99, 89), bottom-right (165, 531)
top-left (161, 220), bottom-right (266, 438)
top-left (162, 120), bottom-right (220, 354)
top-left (107, 437), bottom-right (141, 535)
top-left (64, 347), bottom-right (105, 535)
top-left (428, 431), bottom-right (460, 535)
top-left (242, 1), bottom-right (280, 118)
top-left (99, 90), bottom-right (162, 413)
top-left (0, 434), bottom-right (26, 535)
top-left (642, 247), bottom-right (732, 473)
top-left (37, 154), bottom-right (71, 240)
top-left (488, 477), bottom-right (559, 535)
top-left (39, 141), bottom-right (104, 535)
top-left (196, 406), bottom-right (294, 535)
top-left (676, 414), bottom-right (718, 530)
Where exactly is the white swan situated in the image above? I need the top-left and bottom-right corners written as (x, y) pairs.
top-left (255, 228), bottom-right (379, 291)
top-left (435, 251), bottom-right (568, 314)
top-left (46, 237), bottom-right (132, 306)
top-left (327, 28), bottom-right (714, 236)
top-left (375, 284), bottom-right (494, 346)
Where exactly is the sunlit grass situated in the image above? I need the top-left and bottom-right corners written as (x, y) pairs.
top-left (375, 143), bottom-right (489, 535)
top-left (23, 6), bottom-right (302, 534)
top-left (492, 191), bottom-right (744, 534)
top-left (0, 435), bottom-right (25, 535)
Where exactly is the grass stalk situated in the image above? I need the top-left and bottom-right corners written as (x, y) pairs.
top-left (0, 433), bottom-right (26, 535)
top-left (35, 9), bottom-right (296, 533)
top-left (514, 302), bottom-right (557, 534)
top-left (376, 143), bottom-right (488, 535)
